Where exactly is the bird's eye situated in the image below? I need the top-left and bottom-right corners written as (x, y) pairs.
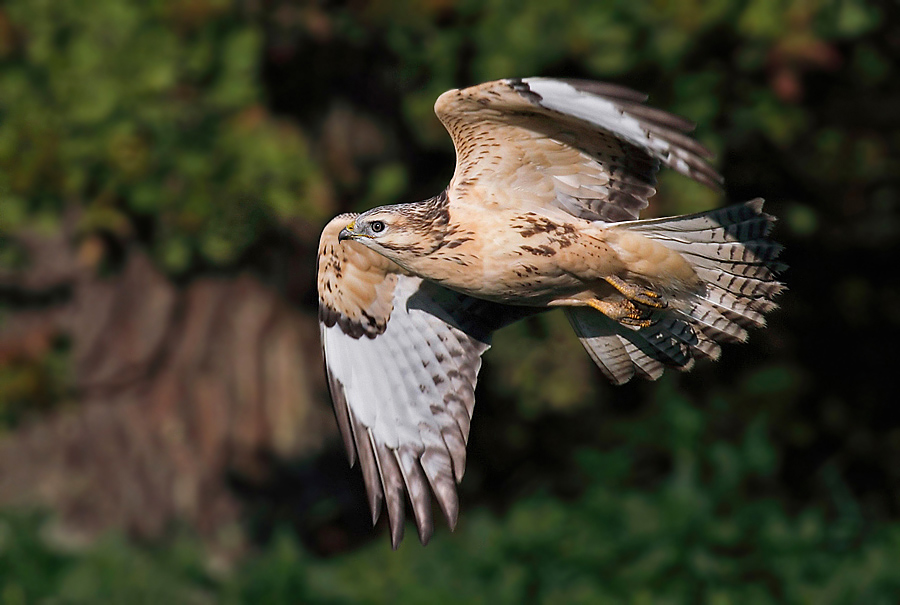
top-left (370, 220), bottom-right (386, 233)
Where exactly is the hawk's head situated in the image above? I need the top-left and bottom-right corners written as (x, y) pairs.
top-left (338, 197), bottom-right (449, 263)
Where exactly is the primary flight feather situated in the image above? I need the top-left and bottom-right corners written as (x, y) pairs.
top-left (317, 78), bottom-right (785, 548)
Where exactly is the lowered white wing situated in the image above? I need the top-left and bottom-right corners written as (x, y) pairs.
top-left (321, 275), bottom-right (489, 548)
top-left (318, 215), bottom-right (538, 548)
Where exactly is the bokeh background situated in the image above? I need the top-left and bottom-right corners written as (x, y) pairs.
top-left (1, 0), bottom-right (899, 602)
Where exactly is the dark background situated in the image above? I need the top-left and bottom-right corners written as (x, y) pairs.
top-left (1, 0), bottom-right (899, 602)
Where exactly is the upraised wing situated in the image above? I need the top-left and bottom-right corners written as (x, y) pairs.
top-left (435, 78), bottom-right (722, 222)
top-left (317, 214), bottom-right (537, 547)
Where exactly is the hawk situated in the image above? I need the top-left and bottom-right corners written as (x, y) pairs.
top-left (317, 78), bottom-right (784, 548)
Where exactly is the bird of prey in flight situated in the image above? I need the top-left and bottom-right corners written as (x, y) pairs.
top-left (317, 78), bottom-right (784, 548)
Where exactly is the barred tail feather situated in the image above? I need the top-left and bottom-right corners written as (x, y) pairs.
top-left (564, 309), bottom-right (699, 385)
top-left (629, 198), bottom-right (783, 300)
top-left (568, 199), bottom-right (785, 384)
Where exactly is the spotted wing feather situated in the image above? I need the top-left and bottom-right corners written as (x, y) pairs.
top-left (435, 78), bottom-right (722, 223)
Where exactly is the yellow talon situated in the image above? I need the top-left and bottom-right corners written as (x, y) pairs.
top-left (604, 275), bottom-right (667, 309)
top-left (587, 298), bottom-right (655, 328)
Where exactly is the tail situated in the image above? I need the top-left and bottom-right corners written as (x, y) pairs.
top-left (565, 199), bottom-right (786, 385)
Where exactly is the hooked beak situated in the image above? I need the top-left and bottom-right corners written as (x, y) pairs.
top-left (338, 221), bottom-right (355, 242)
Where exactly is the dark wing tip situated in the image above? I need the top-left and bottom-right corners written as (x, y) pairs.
top-left (556, 78), bottom-right (648, 103)
top-left (372, 439), bottom-right (407, 549)
top-left (324, 374), bottom-right (358, 467)
top-left (390, 523), bottom-right (405, 550)
top-left (617, 101), bottom-right (697, 134)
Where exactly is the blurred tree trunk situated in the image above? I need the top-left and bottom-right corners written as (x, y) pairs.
top-left (0, 225), bottom-right (334, 546)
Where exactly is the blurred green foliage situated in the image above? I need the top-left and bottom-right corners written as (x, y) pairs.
top-left (0, 0), bottom-right (330, 273)
top-left (3, 391), bottom-right (900, 604)
top-left (2, 0), bottom-right (900, 602)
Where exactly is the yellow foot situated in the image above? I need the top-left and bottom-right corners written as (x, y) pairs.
top-left (587, 298), bottom-right (655, 328)
top-left (604, 275), bottom-right (667, 310)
